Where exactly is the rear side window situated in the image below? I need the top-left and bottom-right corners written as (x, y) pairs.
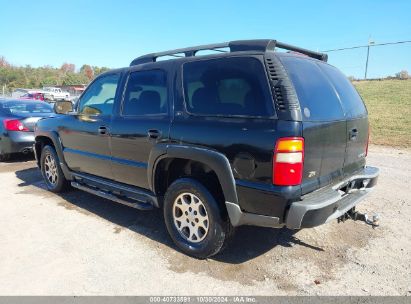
top-left (183, 57), bottom-right (274, 117)
top-left (1, 101), bottom-right (52, 114)
top-left (122, 70), bottom-right (168, 116)
top-left (319, 64), bottom-right (367, 118)
top-left (280, 56), bottom-right (345, 121)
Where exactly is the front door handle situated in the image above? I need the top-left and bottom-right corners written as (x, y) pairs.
top-left (98, 126), bottom-right (108, 135)
top-left (147, 129), bottom-right (161, 139)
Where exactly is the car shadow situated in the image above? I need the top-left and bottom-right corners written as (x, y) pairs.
top-left (15, 167), bottom-right (324, 264)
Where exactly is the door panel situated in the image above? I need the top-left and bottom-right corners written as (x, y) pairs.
top-left (110, 69), bottom-right (171, 189)
top-left (59, 73), bottom-right (121, 179)
top-left (110, 116), bottom-right (170, 188)
top-left (60, 114), bottom-right (113, 178)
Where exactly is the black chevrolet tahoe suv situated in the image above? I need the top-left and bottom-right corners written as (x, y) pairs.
top-left (34, 39), bottom-right (379, 258)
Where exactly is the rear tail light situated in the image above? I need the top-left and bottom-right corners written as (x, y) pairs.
top-left (3, 119), bottom-right (29, 132)
top-left (273, 137), bottom-right (304, 186)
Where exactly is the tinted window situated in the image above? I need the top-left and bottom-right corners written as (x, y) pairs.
top-left (1, 101), bottom-right (52, 114)
top-left (319, 64), bottom-right (367, 118)
top-left (280, 56), bottom-right (344, 121)
top-left (78, 74), bottom-right (119, 116)
top-left (122, 70), bottom-right (167, 116)
top-left (183, 57), bottom-right (274, 117)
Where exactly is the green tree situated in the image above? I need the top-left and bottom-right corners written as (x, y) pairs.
top-left (92, 66), bottom-right (110, 76)
top-left (62, 73), bottom-right (89, 85)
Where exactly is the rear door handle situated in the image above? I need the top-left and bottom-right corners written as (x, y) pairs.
top-left (98, 126), bottom-right (108, 135)
top-left (147, 129), bottom-right (161, 139)
top-left (349, 128), bottom-right (358, 140)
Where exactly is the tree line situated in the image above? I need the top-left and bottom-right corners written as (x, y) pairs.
top-left (347, 70), bottom-right (410, 82)
top-left (0, 56), bottom-right (110, 94)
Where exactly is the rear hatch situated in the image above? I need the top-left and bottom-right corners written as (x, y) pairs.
top-left (279, 54), bottom-right (368, 194)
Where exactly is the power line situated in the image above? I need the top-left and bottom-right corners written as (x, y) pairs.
top-left (322, 40), bottom-right (411, 52)
top-left (321, 39), bottom-right (411, 79)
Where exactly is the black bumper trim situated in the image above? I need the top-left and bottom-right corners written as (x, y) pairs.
top-left (225, 201), bottom-right (282, 228)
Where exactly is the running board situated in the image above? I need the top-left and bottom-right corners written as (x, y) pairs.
top-left (71, 172), bottom-right (159, 207)
top-left (71, 182), bottom-right (154, 211)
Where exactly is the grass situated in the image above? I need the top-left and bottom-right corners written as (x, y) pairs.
top-left (353, 79), bottom-right (411, 148)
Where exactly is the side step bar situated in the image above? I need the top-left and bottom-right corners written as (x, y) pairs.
top-left (71, 172), bottom-right (159, 207)
top-left (71, 182), bottom-right (154, 211)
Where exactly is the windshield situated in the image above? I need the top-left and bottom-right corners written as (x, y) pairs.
top-left (1, 101), bottom-right (53, 115)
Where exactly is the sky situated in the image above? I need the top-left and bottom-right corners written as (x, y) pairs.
top-left (0, 0), bottom-right (410, 79)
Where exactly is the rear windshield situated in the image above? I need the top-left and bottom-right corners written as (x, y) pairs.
top-left (280, 56), bottom-right (344, 121)
top-left (0, 101), bottom-right (53, 115)
top-left (319, 63), bottom-right (367, 118)
top-left (183, 57), bottom-right (274, 117)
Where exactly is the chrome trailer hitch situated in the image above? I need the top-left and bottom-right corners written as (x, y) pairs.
top-left (338, 207), bottom-right (380, 228)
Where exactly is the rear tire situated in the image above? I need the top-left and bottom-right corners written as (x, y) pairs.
top-left (40, 145), bottom-right (69, 192)
top-left (163, 178), bottom-right (232, 259)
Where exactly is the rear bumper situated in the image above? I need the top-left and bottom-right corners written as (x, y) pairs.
top-left (286, 166), bottom-right (379, 229)
top-left (0, 131), bottom-right (35, 154)
top-left (225, 166), bottom-right (379, 229)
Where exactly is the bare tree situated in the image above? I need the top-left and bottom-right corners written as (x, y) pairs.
top-left (60, 63), bottom-right (76, 73)
top-left (395, 70), bottom-right (409, 80)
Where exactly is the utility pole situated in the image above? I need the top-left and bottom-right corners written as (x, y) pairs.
top-left (364, 38), bottom-right (375, 79)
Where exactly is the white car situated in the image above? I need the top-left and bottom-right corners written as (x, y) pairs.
top-left (43, 87), bottom-right (70, 101)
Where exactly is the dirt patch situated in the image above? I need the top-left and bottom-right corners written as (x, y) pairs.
top-left (113, 226), bottom-right (123, 234)
top-left (157, 219), bottom-right (379, 290)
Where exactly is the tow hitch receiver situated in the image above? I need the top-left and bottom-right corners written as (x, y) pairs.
top-left (338, 207), bottom-right (380, 228)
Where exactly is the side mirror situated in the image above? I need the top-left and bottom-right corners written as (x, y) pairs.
top-left (54, 100), bottom-right (73, 114)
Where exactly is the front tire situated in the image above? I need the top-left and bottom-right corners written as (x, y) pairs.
top-left (40, 145), bottom-right (69, 192)
top-left (163, 178), bottom-right (232, 259)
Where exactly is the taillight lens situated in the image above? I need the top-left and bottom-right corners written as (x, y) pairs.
top-left (3, 119), bottom-right (29, 132)
top-left (273, 137), bottom-right (304, 186)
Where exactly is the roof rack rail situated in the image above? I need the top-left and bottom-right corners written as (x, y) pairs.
top-left (130, 39), bottom-right (328, 66)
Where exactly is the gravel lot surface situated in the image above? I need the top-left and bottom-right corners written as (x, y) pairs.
top-left (0, 145), bottom-right (409, 295)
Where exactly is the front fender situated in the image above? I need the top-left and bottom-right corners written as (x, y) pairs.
top-left (35, 129), bottom-right (72, 180)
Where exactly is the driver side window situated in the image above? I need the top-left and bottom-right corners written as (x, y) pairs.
top-left (78, 74), bottom-right (120, 116)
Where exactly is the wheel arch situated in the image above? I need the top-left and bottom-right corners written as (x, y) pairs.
top-left (149, 144), bottom-right (239, 208)
top-left (35, 130), bottom-right (72, 180)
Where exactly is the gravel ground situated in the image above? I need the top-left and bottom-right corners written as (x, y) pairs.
top-left (0, 145), bottom-right (409, 295)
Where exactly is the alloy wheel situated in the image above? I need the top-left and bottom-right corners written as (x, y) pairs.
top-left (44, 154), bottom-right (58, 185)
top-left (172, 192), bottom-right (209, 243)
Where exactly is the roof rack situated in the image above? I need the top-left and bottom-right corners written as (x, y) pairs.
top-left (130, 39), bottom-right (328, 66)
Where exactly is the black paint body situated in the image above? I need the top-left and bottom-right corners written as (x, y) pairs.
top-left (35, 49), bottom-right (369, 224)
